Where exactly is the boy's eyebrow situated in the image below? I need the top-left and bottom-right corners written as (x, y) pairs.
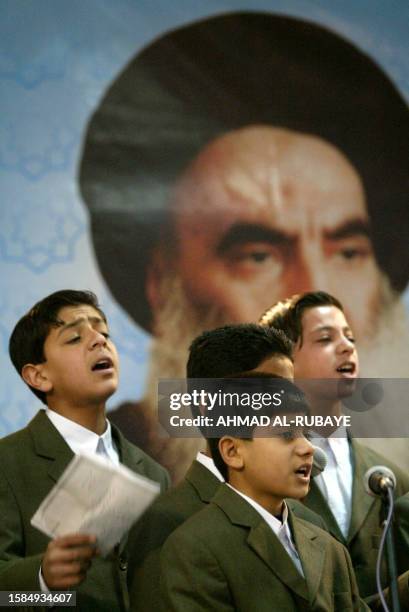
top-left (310, 325), bottom-right (332, 334)
top-left (310, 325), bottom-right (353, 335)
top-left (56, 315), bottom-right (106, 337)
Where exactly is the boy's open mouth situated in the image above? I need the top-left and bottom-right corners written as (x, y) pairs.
top-left (294, 463), bottom-right (312, 478)
top-left (336, 361), bottom-right (356, 377)
top-left (91, 357), bottom-right (114, 371)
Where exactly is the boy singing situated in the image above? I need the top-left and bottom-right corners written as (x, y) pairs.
top-left (1, 290), bottom-right (169, 611)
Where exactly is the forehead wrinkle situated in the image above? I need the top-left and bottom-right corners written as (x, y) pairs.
top-left (223, 167), bottom-right (266, 206)
top-left (174, 126), bottom-right (366, 229)
top-left (221, 144), bottom-right (287, 213)
top-left (268, 167), bottom-right (283, 212)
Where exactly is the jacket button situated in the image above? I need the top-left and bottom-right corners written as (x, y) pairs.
top-left (119, 557), bottom-right (128, 571)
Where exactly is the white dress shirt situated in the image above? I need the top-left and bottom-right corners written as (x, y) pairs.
top-left (196, 452), bottom-right (304, 575)
top-left (195, 451), bottom-right (224, 481)
top-left (227, 484), bottom-right (304, 577)
top-left (312, 427), bottom-right (353, 538)
top-left (45, 408), bottom-right (119, 465)
top-left (39, 409), bottom-right (119, 591)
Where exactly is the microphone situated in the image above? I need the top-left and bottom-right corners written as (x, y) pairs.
top-left (364, 465), bottom-right (396, 497)
top-left (311, 445), bottom-right (328, 477)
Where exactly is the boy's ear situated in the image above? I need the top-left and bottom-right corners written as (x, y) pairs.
top-left (21, 363), bottom-right (53, 394)
top-left (219, 437), bottom-right (244, 472)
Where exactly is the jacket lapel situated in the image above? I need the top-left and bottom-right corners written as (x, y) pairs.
top-left (347, 440), bottom-right (376, 544)
top-left (28, 410), bottom-right (74, 484)
top-left (30, 411), bottom-right (144, 481)
top-left (213, 486), bottom-right (310, 602)
top-left (185, 460), bottom-right (221, 503)
top-left (289, 510), bottom-right (326, 604)
top-left (110, 423), bottom-right (145, 555)
top-left (247, 520), bottom-right (310, 602)
top-left (303, 480), bottom-right (345, 543)
top-left (112, 423), bottom-right (144, 472)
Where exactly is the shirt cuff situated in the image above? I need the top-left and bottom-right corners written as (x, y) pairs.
top-left (39, 567), bottom-right (50, 592)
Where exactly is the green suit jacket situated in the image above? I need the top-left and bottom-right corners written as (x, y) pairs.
top-left (0, 410), bottom-right (169, 611)
top-left (160, 484), bottom-right (367, 612)
top-left (129, 459), bottom-right (328, 610)
top-left (302, 439), bottom-right (409, 598)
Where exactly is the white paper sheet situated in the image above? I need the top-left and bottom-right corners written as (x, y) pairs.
top-left (31, 453), bottom-right (160, 555)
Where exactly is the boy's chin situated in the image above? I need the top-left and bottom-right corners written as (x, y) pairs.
top-left (336, 377), bottom-right (357, 398)
top-left (91, 383), bottom-right (118, 405)
top-left (288, 483), bottom-right (310, 499)
top-left (103, 388), bottom-right (118, 403)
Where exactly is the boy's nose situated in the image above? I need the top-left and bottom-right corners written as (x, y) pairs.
top-left (90, 331), bottom-right (107, 348)
top-left (337, 336), bottom-right (355, 354)
top-left (297, 436), bottom-right (314, 457)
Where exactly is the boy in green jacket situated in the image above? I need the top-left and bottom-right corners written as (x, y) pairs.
top-left (160, 375), bottom-right (365, 611)
top-left (1, 289), bottom-right (169, 611)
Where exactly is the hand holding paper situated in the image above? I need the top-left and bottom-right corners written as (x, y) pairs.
top-left (31, 453), bottom-right (160, 555)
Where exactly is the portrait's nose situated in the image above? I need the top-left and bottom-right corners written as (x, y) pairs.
top-left (285, 242), bottom-right (326, 295)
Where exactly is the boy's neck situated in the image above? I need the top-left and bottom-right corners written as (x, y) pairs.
top-left (47, 401), bottom-right (107, 435)
top-left (308, 396), bottom-right (343, 436)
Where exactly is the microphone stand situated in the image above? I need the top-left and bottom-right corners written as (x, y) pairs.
top-left (379, 488), bottom-right (400, 612)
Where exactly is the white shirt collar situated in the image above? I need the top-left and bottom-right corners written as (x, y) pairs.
top-left (311, 425), bottom-right (350, 467)
top-left (196, 451), bottom-right (224, 482)
top-left (226, 483), bottom-right (288, 535)
top-left (44, 408), bottom-right (119, 465)
top-left (225, 484), bottom-right (303, 576)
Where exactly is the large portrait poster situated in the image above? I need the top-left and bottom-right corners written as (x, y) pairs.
top-left (1, 1), bottom-right (408, 482)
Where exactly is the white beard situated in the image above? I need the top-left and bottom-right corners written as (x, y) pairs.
top-left (358, 278), bottom-right (409, 377)
top-left (353, 277), bottom-right (409, 466)
top-left (143, 273), bottom-right (409, 480)
top-left (143, 274), bottom-right (228, 482)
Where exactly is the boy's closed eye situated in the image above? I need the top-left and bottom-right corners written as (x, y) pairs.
top-left (317, 336), bottom-right (331, 343)
top-left (65, 330), bottom-right (109, 343)
top-left (278, 427), bottom-right (311, 441)
top-left (67, 335), bottom-right (81, 344)
top-left (280, 430), bottom-right (296, 441)
top-left (316, 335), bottom-right (355, 345)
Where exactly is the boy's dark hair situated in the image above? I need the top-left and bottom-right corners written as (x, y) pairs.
top-left (187, 323), bottom-right (293, 379)
top-left (9, 290), bottom-right (106, 405)
top-left (207, 375), bottom-right (310, 481)
top-left (187, 324), bottom-right (293, 480)
top-left (260, 291), bottom-right (344, 346)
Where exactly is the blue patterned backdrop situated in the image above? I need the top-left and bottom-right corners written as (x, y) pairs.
top-left (1, 0), bottom-right (408, 435)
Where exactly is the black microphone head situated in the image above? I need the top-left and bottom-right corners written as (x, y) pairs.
top-left (311, 445), bottom-right (328, 477)
top-left (364, 465), bottom-right (396, 497)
